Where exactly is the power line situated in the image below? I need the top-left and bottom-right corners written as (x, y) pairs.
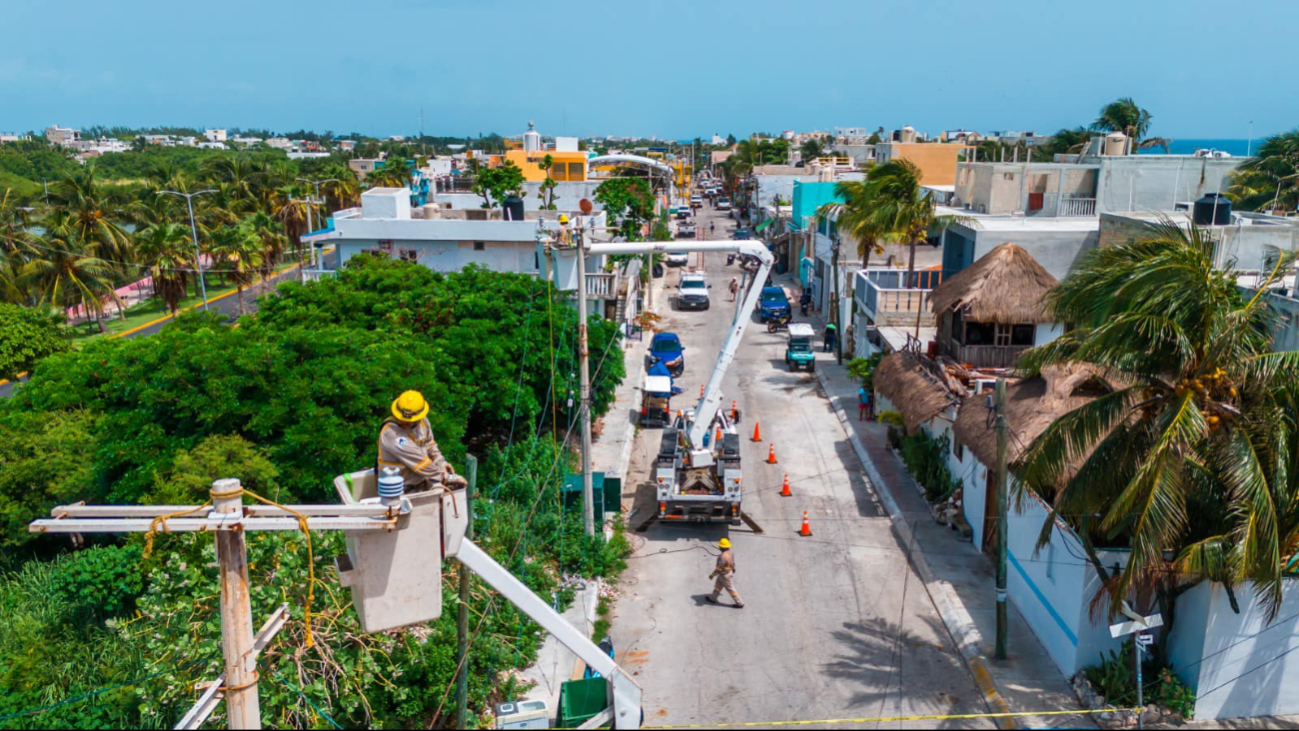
top-left (0, 660), bottom-right (208, 724)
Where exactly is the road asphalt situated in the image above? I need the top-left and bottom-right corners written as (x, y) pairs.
top-left (609, 203), bottom-right (993, 728)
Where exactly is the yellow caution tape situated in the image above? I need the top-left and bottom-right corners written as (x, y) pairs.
top-left (643, 707), bottom-right (1142, 729)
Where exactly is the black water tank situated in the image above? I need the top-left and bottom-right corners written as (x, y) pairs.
top-left (1193, 193), bottom-right (1231, 226)
top-left (502, 195), bottom-right (525, 221)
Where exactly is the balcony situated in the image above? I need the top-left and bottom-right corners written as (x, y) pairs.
top-left (855, 269), bottom-right (944, 327)
top-left (944, 342), bottom-right (1030, 369)
top-left (1025, 194), bottom-right (1097, 217)
top-left (585, 271), bottom-right (619, 297)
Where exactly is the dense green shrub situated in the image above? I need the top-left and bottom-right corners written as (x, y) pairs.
top-left (1083, 642), bottom-right (1196, 719)
top-left (898, 429), bottom-right (960, 503)
top-left (0, 303), bottom-right (69, 379)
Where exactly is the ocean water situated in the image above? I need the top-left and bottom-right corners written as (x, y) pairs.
top-left (1139, 139), bottom-right (1254, 156)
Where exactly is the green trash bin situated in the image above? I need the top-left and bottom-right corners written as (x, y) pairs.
top-left (562, 472), bottom-right (606, 516)
top-left (558, 677), bottom-right (608, 728)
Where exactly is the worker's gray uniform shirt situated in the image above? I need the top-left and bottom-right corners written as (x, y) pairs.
top-left (377, 417), bottom-right (449, 487)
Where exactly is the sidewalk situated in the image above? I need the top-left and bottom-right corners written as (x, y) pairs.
top-left (793, 287), bottom-right (1094, 729)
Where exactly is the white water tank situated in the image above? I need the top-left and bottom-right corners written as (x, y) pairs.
top-left (900, 126), bottom-right (918, 143)
top-left (1104, 132), bottom-right (1128, 156)
top-left (523, 120), bottom-right (541, 152)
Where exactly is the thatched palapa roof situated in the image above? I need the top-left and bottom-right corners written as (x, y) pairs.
top-left (952, 364), bottom-right (1115, 472)
top-left (929, 242), bottom-right (1059, 324)
top-left (874, 353), bottom-right (958, 433)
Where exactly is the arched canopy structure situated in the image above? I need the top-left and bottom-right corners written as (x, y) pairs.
top-left (587, 154), bottom-right (674, 177)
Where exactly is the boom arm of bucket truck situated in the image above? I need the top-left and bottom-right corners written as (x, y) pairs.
top-left (584, 240), bottom-right (774, 449)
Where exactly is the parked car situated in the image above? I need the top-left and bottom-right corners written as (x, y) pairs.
top-left (758, 286), bottom-right (791, 322)
top-left (677, 273), bottom-right (711, 310)
top-left (647, 332), bottom-right (685, 376)
top-left (690, 195), bottom-right (703, 209)
top-left (676, 208), bottom-right (691, 220)
top-left (716, 197), bottom-right (732, 211)
top-left (734, 228), bottom-right (751, 240)
top-left (665, 251), bottom-right (689, 267)
top-left (677, 221), bottom-right (697, 238)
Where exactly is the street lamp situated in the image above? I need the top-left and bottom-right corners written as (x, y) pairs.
top-left (157, 189), bottom-right (215, 311)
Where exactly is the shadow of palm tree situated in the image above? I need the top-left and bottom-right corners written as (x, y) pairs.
top-left (822, 616), bottom-right (985, 729)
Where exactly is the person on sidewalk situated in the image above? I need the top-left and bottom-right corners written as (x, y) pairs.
top-left (823, 322), bottom-right (838, 353)
top-left (858, 386), bottom-right (873, 421)
top-left (728, 277), bottom-right (739, 302)
top-left (707, 538), bottom-right (744, 608)
top-left (377, 390), bottom-right (468, 491)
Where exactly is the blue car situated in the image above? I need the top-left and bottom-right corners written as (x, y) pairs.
top-left (647, 332), bottom-right (685, 377)
top-left (758, 287), bottom-right (791, 322)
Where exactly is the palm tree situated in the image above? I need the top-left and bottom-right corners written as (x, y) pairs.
top-left (1093, 97), bottom-right (1172, 154)
top-left (244, 211), bottom-right (288, 278)
top-left (365, 159), bottom-right (412, 189)
top-left (826, 180), bottom-right (886, 271)
top-left (1227, 129), bottom-right (1299, 213)
top-left (1016, 220), bottom-right (1299, 620)
top-left (46, 165), bottom-right (133, 263)
top-left (201, 155), bottom-right (265, 211)
top-left (319, 165), bottom-right (361, 211)
top-left (208, 222), bottom-right (264, 316)
top-left (859, 159), bottom-right (966, 274)
top-left (133, 223), bottom-right (192, 315)
top-left (21, 211), bottom-right (121, 330)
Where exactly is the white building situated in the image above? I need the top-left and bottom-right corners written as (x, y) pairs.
top-left (204, 129), bottom-right (227, 143)
top-left (302, 188), bottom-right (632, 321)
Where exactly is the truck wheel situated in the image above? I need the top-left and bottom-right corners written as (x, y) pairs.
top-left (809, 361), bottom-right (816, 372)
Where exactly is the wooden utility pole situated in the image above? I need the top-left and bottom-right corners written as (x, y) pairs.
top-left (455, 456), bottom-right (478, 729)
top-left (575, 221), bottom-right (596, 537)
top-left (994, 379), bottom-right (1009, 660)
top-left (213, 478), bottom-right (262, 730)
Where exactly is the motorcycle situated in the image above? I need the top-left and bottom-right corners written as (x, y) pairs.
top-left (799, 295), bottom-right (811, 316)
top-left (766, 313), bottom-right (791, 333)
top-left (726, 253), bottom-right (736, 266)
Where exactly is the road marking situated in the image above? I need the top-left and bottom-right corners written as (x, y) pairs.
top-left (111, 260), bottom-right (307, 339)
top-left (643, 706), bottom-right (1140, 728)
top-left (0, 371), bottom-right (28, 388)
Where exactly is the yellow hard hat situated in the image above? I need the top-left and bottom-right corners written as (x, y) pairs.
top-left (558, 214), bottom-right (570, 224)
top-left (718, 538), bottom-right (731, 549)
top-left (391, 390), bottom-right (430, 422)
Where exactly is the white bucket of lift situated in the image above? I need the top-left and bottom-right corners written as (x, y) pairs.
top-left (333, 469), bottom-right (457, 633)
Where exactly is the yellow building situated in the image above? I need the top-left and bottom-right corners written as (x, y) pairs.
top-left (874, 142), bottom-right (971, 186)
top-left (500, 149), bottom-right (589, 182)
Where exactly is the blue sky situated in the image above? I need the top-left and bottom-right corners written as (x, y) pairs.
top-left (2, 0), bottom-right (1294, 140)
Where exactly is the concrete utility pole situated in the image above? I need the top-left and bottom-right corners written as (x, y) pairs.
top-left (213, 479), bottom-right (261, 730)
top-left (455, 456), bottom-right (478, 729)
top-left (574, 220), bottom-right (597, 537)
top-left (158, 189), bottom-right (215, 311)
top-left (994, 378), bottom-right (1009, 660)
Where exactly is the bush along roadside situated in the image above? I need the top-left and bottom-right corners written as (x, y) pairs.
top-left (1072, 640), bottom-right (1197, 727)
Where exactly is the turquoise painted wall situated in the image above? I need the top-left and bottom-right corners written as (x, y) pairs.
top-left (791, 181), bottom-right (842, 231)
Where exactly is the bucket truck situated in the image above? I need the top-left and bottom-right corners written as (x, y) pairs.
top-left (579, 240), bottom-right (773, 524)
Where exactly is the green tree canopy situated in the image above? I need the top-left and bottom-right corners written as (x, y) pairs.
top-left (0, 303), bottom-right (69, 378)
top-left (593, 177), bottom-right (655, 240)
top-left (472, 160), bottom-right (526, 209)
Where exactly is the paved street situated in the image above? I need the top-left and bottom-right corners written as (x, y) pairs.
top-left (611, 203), bottom-right (992, 728)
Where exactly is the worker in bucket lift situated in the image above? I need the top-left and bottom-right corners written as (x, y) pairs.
top-left (707, 538), bottom-right (744, 608)
top-left (377, 390), bottom-right (468, 491)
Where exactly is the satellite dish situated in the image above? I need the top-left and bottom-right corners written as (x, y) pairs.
top-left (579, 198), bottom-right (594, 215)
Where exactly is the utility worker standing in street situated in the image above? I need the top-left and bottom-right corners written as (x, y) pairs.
top-left (707, 538), bottom-right (744, 608)
top-left (378, 390), bottom-right (468, 491)
top-left (728, 277), bottom-right (739, 302)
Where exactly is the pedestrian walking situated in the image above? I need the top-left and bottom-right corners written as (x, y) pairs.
top-left (728, 277), bottom-right (739, 302)
top-left (707, 538), bottom-right (744, 608)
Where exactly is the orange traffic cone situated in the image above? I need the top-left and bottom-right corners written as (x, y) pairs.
top-left (766, 443), bottom-right (778, 464)
top-left (799, 510), bottom-right (812, 537)
top-left (751, 422), bottom-right (762, 442)
top-left (780, 474), bottom-right (791, 497)
top-left (715, 426), bottom-right (723, 444)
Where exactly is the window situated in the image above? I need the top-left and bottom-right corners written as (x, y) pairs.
top-left (1011, 324), bottom-right (1035, 346)
top-left (398, 248), bottom-right (418, 262)
top-left (378, 240), bottom-right (393, 254)
top-left (1003, 172), bottom-right (1015, 181)
top-left (965, 321), bottom-right (995, 346)
top-left (567, 162), bottom-right (584, 180)
top-left (994, 324), bottom-right (1012, 346)
top-left (473, 241), bottom-right (485, 251)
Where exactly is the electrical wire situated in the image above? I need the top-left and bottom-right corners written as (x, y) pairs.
top-left (0, 660), bottom-right (208, 724)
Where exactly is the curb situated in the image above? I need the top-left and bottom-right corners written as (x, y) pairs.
top-left (814, 365), bottom-right (1017, 730)
top-left (111, 260), bottom-right (306, 339)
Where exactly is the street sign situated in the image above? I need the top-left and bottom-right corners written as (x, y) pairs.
top-left (1110, 614), bottom-right (1163, 638)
